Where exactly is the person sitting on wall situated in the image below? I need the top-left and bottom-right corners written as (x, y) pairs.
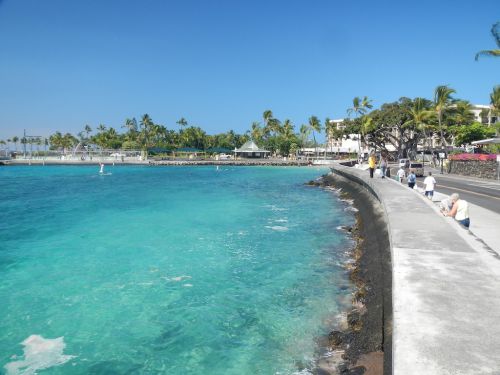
top-left (443, 193), bottom-right (470, 228)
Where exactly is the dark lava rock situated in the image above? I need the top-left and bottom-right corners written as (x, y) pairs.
top-left (328, 330), bottom-right (345, 347)
top-left (347, 310), bottom-right (362, 331)
top-left (312, 368), bottom-right (332, 375)
top-left (341, 366), bottom-right (366, 375)
top-left (339, 225), bottom-right (353, 232)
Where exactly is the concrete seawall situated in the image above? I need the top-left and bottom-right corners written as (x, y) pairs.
top-left (330, 163), bottom-right (500, 375)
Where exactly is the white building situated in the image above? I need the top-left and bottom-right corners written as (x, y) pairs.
top-left (470, 104), bottom-right (498, 125)
top-left (326, 119), bottom-right (369, 155)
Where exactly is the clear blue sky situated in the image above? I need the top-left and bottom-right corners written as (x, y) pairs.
top-left (0, 0), bottom-right (498, 141)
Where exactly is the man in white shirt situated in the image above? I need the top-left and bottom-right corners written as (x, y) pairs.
top-left (423, 172), bottom-right (437, 199)
top-left (396, 167), bottom-right (406, 183)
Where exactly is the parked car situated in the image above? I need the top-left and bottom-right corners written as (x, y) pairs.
top-left (399, 158), bottom-right (410, 169)
top-left (408, 162), bottom-right (424, 177)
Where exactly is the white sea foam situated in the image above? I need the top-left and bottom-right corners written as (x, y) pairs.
top-left (4, 335), bottom-right (75, 375)
top-left (344, 206), bottom-right (358, 212)
top-left (168, 275), bottom-right (192, 282)
top-left (291, 370), bottom-right (313, 375)
top-left (265, 225), bottom-right (289, 232)
top-left (324, 186), bottom-right (342, 194)
top-left (264, 204), bottom-right (288, 212)
top-left (182, 283), bottom-right (193, 287)
top-left (274, 219), bottom-right (288, 223)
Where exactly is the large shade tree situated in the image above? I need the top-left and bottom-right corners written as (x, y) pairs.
top-left (363, 97), bottom-right (422, 158)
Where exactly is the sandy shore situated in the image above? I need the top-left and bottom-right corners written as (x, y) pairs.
top-left (310, 173), bottom-right (392, 375)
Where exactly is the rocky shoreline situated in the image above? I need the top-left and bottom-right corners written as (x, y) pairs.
top-left (308, 173), bottom-right (392, 375)
top-left (5, 159), bottom-right (311, 166)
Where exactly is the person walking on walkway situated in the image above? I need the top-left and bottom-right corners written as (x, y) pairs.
top-left (423, 171), bottom-right (436, 199)
top-left (407, 169), bottom-right (416, 189)
top-left (368, 152), bottom-right (376, 178)
top-left (443, 193), bottom-right (470, 228)
top-left (380, 154), bottom-right (388, 179)
top-left (397, 167), bottom-right (405, 183)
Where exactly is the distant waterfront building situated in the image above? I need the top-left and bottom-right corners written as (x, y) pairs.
top-left (326, 119), bottom-right (369, 155)
top-left (234, 141), bottom-right (270, 158)
top-left (470, 104), bottom-right (498, 125)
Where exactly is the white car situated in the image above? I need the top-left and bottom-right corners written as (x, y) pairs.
top-left (218, 153), bottom-right (232, 160)
top-left (399, 158), bottom-right (410, 169)
top-left (409, 162), bottom-right (424, 177)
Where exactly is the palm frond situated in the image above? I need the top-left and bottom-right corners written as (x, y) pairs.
top-left (475, 49), bottom-right (500, 61)
top-left (492, 21), bottom-right (500, 48)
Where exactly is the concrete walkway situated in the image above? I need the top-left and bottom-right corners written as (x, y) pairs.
top-left (331, 164), bottom-right (500, 375)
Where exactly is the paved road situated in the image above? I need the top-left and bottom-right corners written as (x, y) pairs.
top-left (388, 164), bottom-right (500, 213)
top-left (418, 170), bottom-right (500, 214)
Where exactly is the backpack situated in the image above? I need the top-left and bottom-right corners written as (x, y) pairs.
top-left (408, 174), bottom-right (416, 183)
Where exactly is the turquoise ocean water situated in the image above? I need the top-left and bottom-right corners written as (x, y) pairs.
top-left (0, 166), bottom-right (355, 375)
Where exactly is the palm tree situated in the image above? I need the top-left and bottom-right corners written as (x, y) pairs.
top-left (84, 125), bottom-right (92, 139)
top-left (299, 124), bottom-right (310, 146)
top-left (405, 98), bottom-right (434, 153)
top-left (176, 117), bottom-right (188, 128)
top-left (347, 96), bottom-right (373, 154)
top-left (251, 121), bottom-right (263, 143)
top-left (263, 110), bottom-right (273, 129)
top-left (489, 85), bottom-right (500, 127)
top-left (308, 115), bottom-right (321, 158)
top-left (347, 97), bottom-right (362, 119)
top-left (97, 124), bottom-right (107, 133)
top-left (324, 117), bottom-right (332, 158)
top-left (12, 136), bottom-right (19, 152)
top-left (123, 118), bottom-right (138, 132)
top-left (434, 85), bottom-right (456, 147)
top-left (281, 119), bottom-right (294, 137)
top-left (475, 22), bottom-right (500, 60)
top-left (62, 133), bottom-right (77, 153)
top-left (347, 96), bottom-right (373, 118)
top-left (452, 100), bottom-right (475, 126)
top-left (139, 114), bottom-right (154, 153)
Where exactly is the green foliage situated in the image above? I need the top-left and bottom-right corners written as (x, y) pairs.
top-left (491, 85), bottom-right (500, 118)
top-left (454, 122), bottom-right (496, 146)
top-left (49, 132), bottom-right (78, 151)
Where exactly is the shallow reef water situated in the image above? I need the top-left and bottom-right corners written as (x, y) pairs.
top-left (0, 166), bottom-right (355, 374)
